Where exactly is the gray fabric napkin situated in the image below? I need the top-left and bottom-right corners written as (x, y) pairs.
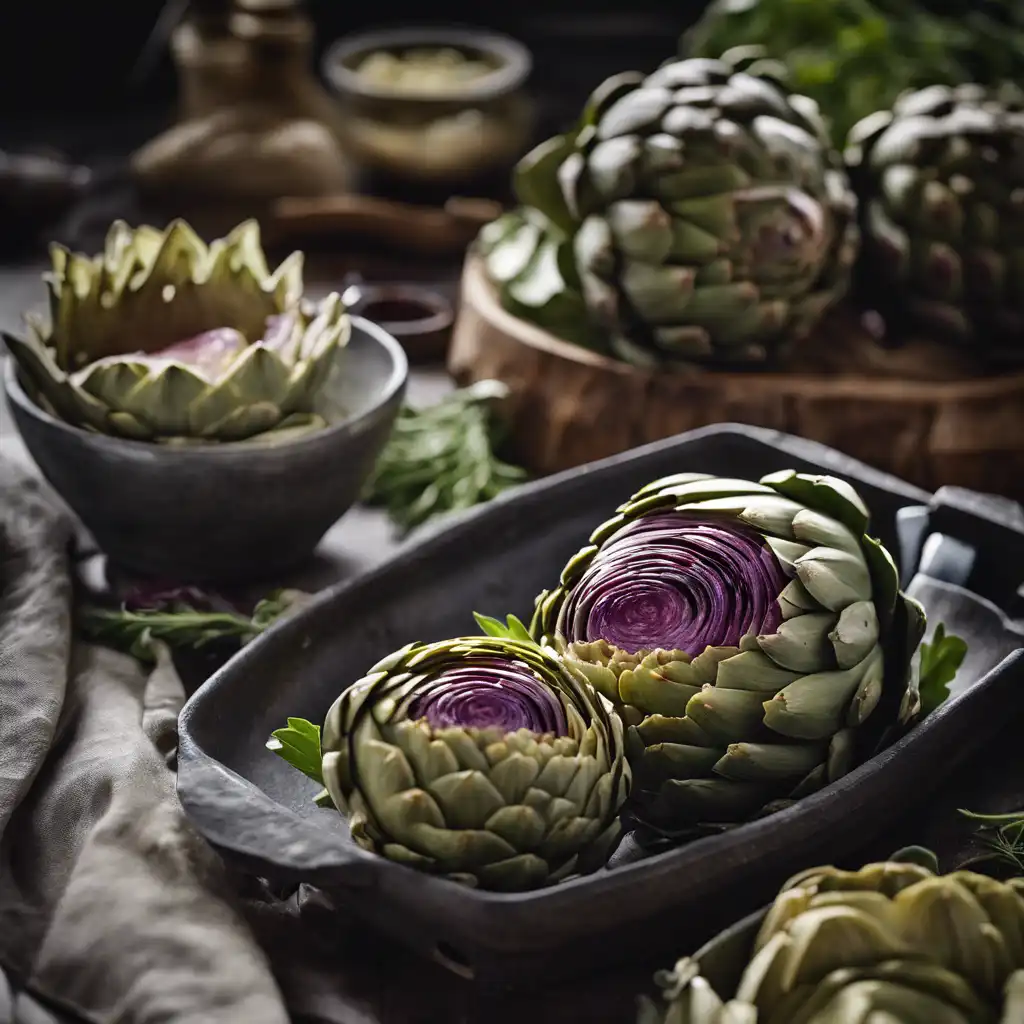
top-left (0, 457), bottom-right (290, 1024)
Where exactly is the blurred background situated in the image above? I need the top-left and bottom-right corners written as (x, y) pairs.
top-left (0, 5), bottom-right (700, 150)
top-left (2, 0), bottom-right (1024, 515)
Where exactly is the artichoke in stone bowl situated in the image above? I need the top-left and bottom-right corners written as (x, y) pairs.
top-left (2, 218), bottom-right (350, 444)
top-left (271, 636), bottom-right (631, 891)
top-left (845, 83), bottom-right (1024, 365)
top-left (639, 856), bottom-right (1024, 1023)
top-left (481, 53), bottom-right (859, 369)
top-left (530, 470), bottom-right (924, 838)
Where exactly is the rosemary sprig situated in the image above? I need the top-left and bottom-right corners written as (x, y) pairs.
top-left (361, 380), bottom-right (529, 534)
top-left (78, 588), bottom-right (308, 662)
top-left (959, 808), bottom-right (1024, 876)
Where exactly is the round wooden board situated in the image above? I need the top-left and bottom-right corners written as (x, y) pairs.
top-left (448, 254), bottom-right (1024, 503)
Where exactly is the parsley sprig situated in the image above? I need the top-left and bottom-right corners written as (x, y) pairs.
top-left (266, 718), bottom-right (334, 807)
top-left (473, 611), bottom-right (535, 644)
top-left (686, 0), bottom-right (1024, 143)
top-left (918, 623), bottom-right (969, 716)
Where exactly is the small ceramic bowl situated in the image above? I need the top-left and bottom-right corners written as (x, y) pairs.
top-left (342, 278), bottom-right (454, 362)
top-left (3, 317), bottom-right (408, 585)
top-left (322, 26), bottom-right (534, 184)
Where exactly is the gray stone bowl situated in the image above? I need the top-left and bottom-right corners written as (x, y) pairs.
top-left (3, 316), bottom-right (408, 584)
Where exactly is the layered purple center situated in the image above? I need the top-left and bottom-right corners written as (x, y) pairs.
top-left (82, 314), bottom-right (299, 384)
top-left (562, 513), bottom-right (788, 655)
top-left (153, 327), bottom-right (248, 380)
top-left (408, 657), bottom-right (568, 736)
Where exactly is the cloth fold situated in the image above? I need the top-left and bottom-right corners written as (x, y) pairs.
top-left (0, 457), bottom-right (290, 1024)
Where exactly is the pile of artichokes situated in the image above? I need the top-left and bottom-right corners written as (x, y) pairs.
top-left (640, 855), bottom-right (1024, 1023)
top-left (272, 467), bottom-right (940, 890)
top-left (3, 218), bottom-right (350, 444)
top-left (481, 49), bottom-right (1024, 370)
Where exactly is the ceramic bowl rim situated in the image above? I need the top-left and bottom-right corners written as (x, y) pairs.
top-left (351, 283), bottom-right (455, 338)
top-left (2, 315), bottom-right (409, 459)
top-left (322, 25), bottom-right (533, 105)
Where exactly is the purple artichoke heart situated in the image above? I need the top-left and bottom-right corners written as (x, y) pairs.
top-left (562, 513), bottom-right (787, 655)
top-left (409, 657), bottom-right (568, 736)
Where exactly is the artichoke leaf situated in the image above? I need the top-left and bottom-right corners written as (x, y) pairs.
top-left (507, 131), bottom-right (578, 227)
top-left (765, 648), bottom-right (883, 741)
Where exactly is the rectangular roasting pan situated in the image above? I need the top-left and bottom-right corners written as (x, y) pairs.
top-left (177, 424), bottom-right (1024, 987)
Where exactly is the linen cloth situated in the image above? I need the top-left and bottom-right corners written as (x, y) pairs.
top-left (0, 457), bottom-right (290, 1024)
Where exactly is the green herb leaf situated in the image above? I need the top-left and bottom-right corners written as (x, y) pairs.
top-left (918, 622), bottom-right (968, 716)
top-left (685, 0), bottom-right (1024, 142)
top-left (473, 611), bottom-right (534, 643)
top-left (266, 717), bottom-right (324, 785)
top-left (362, 381), bottom-right (529, 534)
top-left (78, 588), bottom-right (308, 662)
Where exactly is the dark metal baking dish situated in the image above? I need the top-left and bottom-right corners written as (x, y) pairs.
top-left (177, 423), bottom-right (1024, 987)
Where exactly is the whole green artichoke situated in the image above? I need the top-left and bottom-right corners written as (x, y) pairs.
top-left (482, 54), bottom-right (859, 369)
top-left (639, 858), bottom-right (1024, 1023)
top-left (319, 636), bottom-right (631, 891)
top-left (3, 218), bottom-right (350, 443)
top-left (530, 470), bottom-right (924, 836)
top-left (845, 83), bottom-right (1024, 364)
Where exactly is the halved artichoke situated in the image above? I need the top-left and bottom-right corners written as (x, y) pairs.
top-left (3, 218), bottom-right (350, 443)
top-left (530, 470), bottom-right (924, 837)
top-left (640, 858), bottom-right (1024, 1023)
top-left (320, 635), bottom-right (631, 891)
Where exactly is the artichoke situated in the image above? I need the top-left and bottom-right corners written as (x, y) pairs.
top-left (530, 470), bottom-right (924, 836)
top-left (3, 218), bottom-right (350, 443)
top-left (318, 636), bottom-right (631, 891)
top-left (481, 53), bottom-right (859, 369)
top-left (845, 83), bottom-right (1024, 364)
top-left (639, 858), bottom-right (1024, 1023)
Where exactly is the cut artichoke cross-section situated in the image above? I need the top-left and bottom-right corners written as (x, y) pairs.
top-left (530, 470), bottom-right (924, 836)
top-left (319, 636), bottom-right (631, 891)
top-left (4, 218), bottom-right (350, 444)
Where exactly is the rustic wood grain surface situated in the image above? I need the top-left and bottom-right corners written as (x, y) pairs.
top-left (449, 256), bottom-right (1024, 505)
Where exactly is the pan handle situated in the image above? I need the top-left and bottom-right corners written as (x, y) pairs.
top-left (899, 486), bottom-right (1024, 621)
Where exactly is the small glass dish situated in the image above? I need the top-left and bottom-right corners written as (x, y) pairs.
top-left (322, 26), bottom-right (534, 184)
